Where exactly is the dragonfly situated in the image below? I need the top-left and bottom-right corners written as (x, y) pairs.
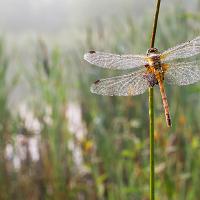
top-left (84, 36), bottom-right (200, 127)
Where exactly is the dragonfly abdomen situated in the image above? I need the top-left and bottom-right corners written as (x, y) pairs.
top-left (159, 81), bottom-right (172, 127)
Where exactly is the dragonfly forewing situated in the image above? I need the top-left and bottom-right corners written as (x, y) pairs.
top-left (84, 51), bottom-right (147, 70)
top-left (161, 36), bottom-right (200, 62)
top-left (90, 69), bottom-right (149, 96)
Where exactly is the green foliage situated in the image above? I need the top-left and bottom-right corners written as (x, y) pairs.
top-left (0, 4), bottom-right (200, 200)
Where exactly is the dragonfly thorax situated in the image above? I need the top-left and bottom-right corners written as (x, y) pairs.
top-left (148, 55), bottom-right (161, 69)
top-left (146, 48), bottom-right (161, 68)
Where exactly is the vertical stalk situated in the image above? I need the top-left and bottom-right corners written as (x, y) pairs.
top-left (149, 87), bottom-right (154, 200)
top-left (149, 0), bottom-right (161, 200)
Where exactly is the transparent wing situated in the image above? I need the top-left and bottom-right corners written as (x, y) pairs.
top-left (84, 51), bottom-right (147, 70)
top-left (165, 61), bottom-right (200, 85)
top-left (161, 36), bottom-right (200, 62)
top-left (90, 69), bottom-right (149, 96)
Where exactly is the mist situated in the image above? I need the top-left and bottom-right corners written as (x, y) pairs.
top-left (0, 0), bottom-right (197, 34)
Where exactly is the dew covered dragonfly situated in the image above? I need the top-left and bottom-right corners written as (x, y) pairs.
top-left (84, 36), bottom-right (200, 127)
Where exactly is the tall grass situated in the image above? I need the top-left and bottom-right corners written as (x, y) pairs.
top-left (0, 3), bottom-right (199, 200)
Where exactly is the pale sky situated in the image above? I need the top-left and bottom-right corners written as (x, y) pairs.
top-left (0, 0), bottom-right (197, 34)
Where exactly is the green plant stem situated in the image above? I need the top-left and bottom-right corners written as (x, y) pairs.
top-left (149, 0), bottom-right (161, 200)
top-left (149, 87), bottom-right (154, 200)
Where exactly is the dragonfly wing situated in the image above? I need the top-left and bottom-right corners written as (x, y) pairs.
top-left (161, 36), bottom-right (200, 62)
top-left (90, 69), bottom-right (149, 96)
top-left (165, 61), bottom-right (200, 85)
top-left (84, 51), bottom-right (147, 70)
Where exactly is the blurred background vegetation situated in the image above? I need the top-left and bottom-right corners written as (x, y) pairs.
top-left (0, 0), bottom-right (200, 199)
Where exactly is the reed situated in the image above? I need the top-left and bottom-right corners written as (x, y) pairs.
top-left (149, 0), bottom-right (161, 199)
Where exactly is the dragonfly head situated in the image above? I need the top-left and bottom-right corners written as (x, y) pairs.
top-left (146, 48), bottom-right (160, 56)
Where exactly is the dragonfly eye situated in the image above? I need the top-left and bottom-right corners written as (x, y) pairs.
top-left (147, 48), bottom-right (159, 55)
